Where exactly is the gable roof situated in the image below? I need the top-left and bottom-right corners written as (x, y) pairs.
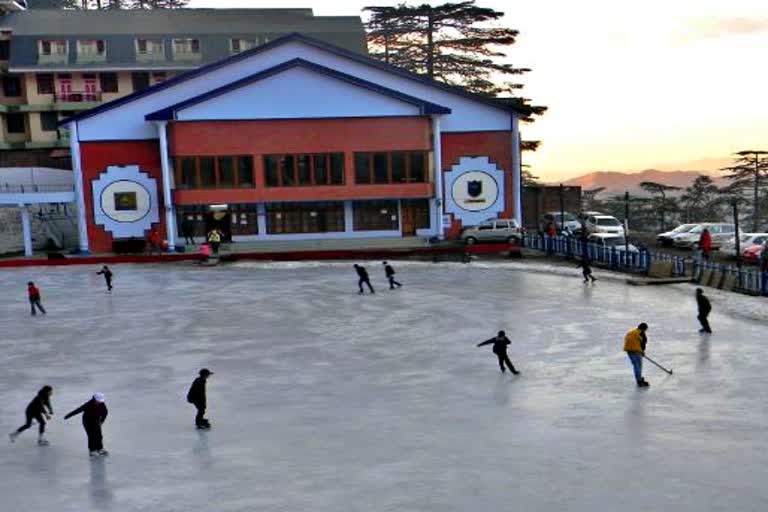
top-left (61, 32), bottom-right (523, 127)
top-left (145, 58), bottom-right (451, 121)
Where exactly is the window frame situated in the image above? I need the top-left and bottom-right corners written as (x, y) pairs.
top-left (5, 112), bottom-right (26, 134)
top-left (354, 150), bottom-right (429, 185)
top-left (2, 75), bottom-right (22, 97)
top-left (264, 152), bottom-right (345, 187)
top-left (99, 72), bottom-right (118, 94)
top-left (36, 73), bottom-right (54, 94)
top-left (40, 111), bottom-right (59, 132)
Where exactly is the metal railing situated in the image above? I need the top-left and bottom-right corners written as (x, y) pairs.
top-left (523, 234), bottom-right (768, 296)
top-left (55, 91), bottom-right (102, 103)
top-left (0, 183), bottom-right (74, 193)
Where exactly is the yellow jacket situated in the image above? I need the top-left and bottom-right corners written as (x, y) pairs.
top-left (623, 328), bottom-right (645, 353)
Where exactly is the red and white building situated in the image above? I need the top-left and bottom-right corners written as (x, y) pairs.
top-left (62, 33), bottom-right (525, 253)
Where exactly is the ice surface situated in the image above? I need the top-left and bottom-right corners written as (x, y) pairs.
top-left (0, 260), bottom-right (766, 511)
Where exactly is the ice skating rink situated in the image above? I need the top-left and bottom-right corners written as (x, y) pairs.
top-left (0, 261), bottom-right (766, 511)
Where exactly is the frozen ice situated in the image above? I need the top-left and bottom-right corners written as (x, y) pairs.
top-left (0, 260), bottom-right (766, 511)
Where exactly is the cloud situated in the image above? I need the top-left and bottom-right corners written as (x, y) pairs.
top-left (684, 17), bottom-right (768, 41)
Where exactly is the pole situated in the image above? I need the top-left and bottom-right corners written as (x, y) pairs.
top-left (733, 200), bottom-right (742, 287)
top-left (559, 183), bottom-right (565, 232)
top-left (624, 191), bottom-right (630, 256)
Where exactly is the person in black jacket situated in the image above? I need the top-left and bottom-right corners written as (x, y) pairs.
top-left (187, 368), bottom-right (213, 429)
top-left (578, 259), bottom-right (596, 283)
top-left (96, 265), bottom-right (113, 291)
top-left (382, 261), bottom-right (402, 289)
top-left (64, 393), bottom-right (109, 457)
top-left (354, 264), bottom-right (375, 294)
top-left (477, 330), bottom-right (520, 374)
top-left (9, 385), bottom-right (54, 445)
top-left (696, 288), bottom-right (712, 334)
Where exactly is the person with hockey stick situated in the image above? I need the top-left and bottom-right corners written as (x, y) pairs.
top-left (9, 385), bottom-right (54, 446)
top-left (96, 265), bottom-right (113, 291)
top-left (477, 330), bottom-right (520, 374)
top-left (695, 288), bottom-right (712, 334)
top-left (624, 323), bottom-right (650, 387)
top-left (382, 261), bottom-right (402, 289)
top-left (187, 368), bottom-right (213, 430)
top-left (64, 393), bottom-right (109, 457)
top-left (354, 264), bottom-right (375, 294)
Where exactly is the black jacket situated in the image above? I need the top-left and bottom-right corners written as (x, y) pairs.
top-left (477, 335), bottom-right (511, 354)
top-left (187, 377), bottom-right (207, 406)
top-left (97, 269), bottom-right (113, 280)
top-left (697, 294), bottom-right (711, 315)
top-left (64, 399), bottom-right (108, 428)
top-left (384, 265), bottom-right (395, 277)
top-left (355, 266), bottom-right (369, 279)
top-left (26, 389), bottom-right (53, 416)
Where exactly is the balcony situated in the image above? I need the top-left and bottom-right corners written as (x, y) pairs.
top-left (55, 91), bottom-right (102, 103)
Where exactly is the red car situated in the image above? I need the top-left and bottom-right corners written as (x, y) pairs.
top-left (742, 244), bottom-right (764, 265)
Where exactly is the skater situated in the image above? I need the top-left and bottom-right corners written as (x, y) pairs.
top-left (624, 323), bottom-right (650, 387)
top-left (181, 217), bottom-right (195, 246)
top-left (383, 261), bottom-right (402, 289)
top-left (64, 393), bottom-right (109, 457)
top-left (187, 368), bottom-right (213, 429)
top-left (699, 228), bottom-right (712, 261)
top-left (696, 288), bottom-right (712, 334)
top-left (354, 264), bottom-right (375, 294)
top-left (9, 385), bottom-right (54, 446)
top-left (27, 281), bottom-right (46, 316)
top-left (96, 265), bottom-right (113, 291)
top-left (477, 330), bottom-right (520, 374)
top-left (207, 229), bottom-right (222, 255)
top-left (578, 258), bottom-right (596, 283)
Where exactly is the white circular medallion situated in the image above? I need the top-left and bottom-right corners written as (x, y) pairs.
top-left (451, 171), bottom-right (499, 212)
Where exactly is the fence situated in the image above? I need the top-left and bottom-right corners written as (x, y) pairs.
top-left (0, 184), bottom-right (74, 194)
top-left (523, 234), bottom-right (767, 296)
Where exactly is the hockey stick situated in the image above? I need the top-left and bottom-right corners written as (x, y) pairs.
top-left (643, 354), bottom-right (673, 375)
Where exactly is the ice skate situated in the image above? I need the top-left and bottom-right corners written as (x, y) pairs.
top-left (9, 432), bottom-right (17, 443)
top-left (97, 449), bottom-right (109, 456)
top-left (90, 451), bottom-right (99, 457)
top-left (37, 437), bottom-right (49, 446)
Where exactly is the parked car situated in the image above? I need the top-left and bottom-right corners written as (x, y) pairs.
top-left (461, 218), bottom-right (522, 245)
top-left (584, 214), bottom-right (624, 235)
top-left (720, 233), bottom-right (768, 259)
top-left (656, 223), bottom-right (698, 247)
top-left (742, 243), bottom-right (767, 265)
top-left (587, 233), bottom-right (639, 253)
top-left (539, 212), bottom-right (582, 234)
top-left (672, 223), bottom-right (736, 249)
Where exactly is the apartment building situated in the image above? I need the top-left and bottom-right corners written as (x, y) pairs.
top-left (0, 5), bottom-right (366, 168)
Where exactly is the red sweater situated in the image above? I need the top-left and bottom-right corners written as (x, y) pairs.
top-left (28, 285), bottom-right (40, 300)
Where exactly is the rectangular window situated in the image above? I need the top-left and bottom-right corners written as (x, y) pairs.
top-left (2, 76), bottom-right (21, 97)
top-left (373, 153), bottom-right (388, 184)
top-left (217, 156), bottom-right (234, 188)
top-left (297, 155), bottom-right (311, 186)
top-left (391, 152), bottom-right (406, 183)
top-left (313, 154), bottom-right (328, 185)
top-left (264, 155), bottom-right (279, 187)
top-left (131, 72), bottom-right (150, 92)
top-left (5, 113), bottom-right (25, 134)
top-left (78, 40), bottom-right (106, 56)
top-left (40, 111), bottom-right (58, 132)
top-left (151, 72), bottom-right (167, 83)
top-left (40, 40), bottom-right (66, 56)
top-left (237, 156), bottom-right (254, 187)
top-left (280, 155), bottom-right (295, 186)
top-left (353, 200), bottom-right (399, 231)
top-left (177, 157), bottom-right (198, 189)
top-left (355, 153), bottom-right (371, 184)
top-left (99, 72), bottom-right (118, 93)
top-left (137, 39), bottom-right (148, 53)
top-left (266, 202), bottom-right (344, 234)
top-left (136, 38), bottom-right (164, 58)
top-left (230, 39), bottom-right (257, 53)
top-left (199, 157), bottom-right (215, 188)
top-left (114, 192), bottom-right (137, 211)
top-left (173, 38), bottom-right (200, 56)
top-left (36, 73), bottom-right (54, 94)
top-left (330, 153), bottom-right (344, 185)
top-left (409, 152), bottom-right (426, 182)
top-left (0, 40), bottom-right (10, 61)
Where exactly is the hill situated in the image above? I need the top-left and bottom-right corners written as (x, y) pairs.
top-left (559, 169), bottom-right (728, 197)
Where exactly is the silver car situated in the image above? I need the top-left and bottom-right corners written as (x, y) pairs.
top-left (461, 218), bottom-right (522, 245)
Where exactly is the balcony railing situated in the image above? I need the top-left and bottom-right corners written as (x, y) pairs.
top-left (0, 183), bottom-right (74, 194)
top-left (55, 91), bottom-right (102, 103)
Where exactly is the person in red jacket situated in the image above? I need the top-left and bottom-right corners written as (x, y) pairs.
top-left (27, 281), bottom-right (46, 316)
top-left (699, 228), bottom-right (712, 261)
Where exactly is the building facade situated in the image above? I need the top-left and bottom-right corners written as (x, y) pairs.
top-left (63, 34), bottom-right (523, 253)
top-left (0, 5), bottom-right (365, 167)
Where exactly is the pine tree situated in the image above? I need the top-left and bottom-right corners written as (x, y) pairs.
top-left (363, 1), bottom-right (546, 123)
top-left (720, 150), bottom-right (768, 232)
top-left (679, 175), bottom-right (721, 223)
top-left (639, 181), bottom-right (681, 232)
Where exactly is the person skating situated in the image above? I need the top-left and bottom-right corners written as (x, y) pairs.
top-left (477, 330), bottom-right (520, 374)
top-left (64, 393), bottom-right (109, 457)
top-left (383, 261), bottom-right (402, 289)
top-left (354, 264), bottom-right (375, 294)
top-left (27, 281), bottom-right (46, 316)
top-left (96, 265), bottom-right (113, 291)
top-left (181, 217), bottom-right (195, 246)
top-left (696, 288), bottom-right (712, 334)
top-left (578, 259), bottom-right (597, 283)
top-left (624, 323), bottom-right (650, 387)
top-left (9, 385), bottom-right (54, 446)
top-left (187, 368), bottom-right (213, 430)
top-left (207, 229), bottom-right (222, 255)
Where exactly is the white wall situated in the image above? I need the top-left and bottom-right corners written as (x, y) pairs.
top-left (76, 41), bottom-right (513, 141)
top-left (178, 66), bottom-right (420, 121)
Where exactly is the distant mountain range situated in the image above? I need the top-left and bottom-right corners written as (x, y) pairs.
top-left (558, 169), bottom-right (729, 197)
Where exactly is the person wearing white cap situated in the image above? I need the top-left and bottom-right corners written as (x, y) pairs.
top-left (64, 392), bottom-right (109, 457)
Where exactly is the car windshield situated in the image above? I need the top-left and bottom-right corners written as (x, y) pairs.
top-left (597, 218), bottom-right (620, 226)
top-left (600, 237), bottom-right (628, 247)
top-left (754, 236), bottom-right (767, 244)
top-left (554, 213), bottom-right (578, 222)
top-left (672, 224), bottom-right (697, 233)
top-left (688, 226), bottom-right (703, 234)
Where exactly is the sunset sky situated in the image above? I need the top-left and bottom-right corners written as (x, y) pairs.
top-left (192, 0), bottom-right (768, 181)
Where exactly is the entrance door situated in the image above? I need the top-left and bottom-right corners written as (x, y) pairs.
top-left (401, 203), bottom-right (416, 236)
top-left (58, 78), bottom-right (72, 102)
top-left (84, 77), bottom-right (97, 101)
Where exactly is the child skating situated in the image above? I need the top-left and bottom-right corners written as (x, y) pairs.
top-left (477, 330), bottom-right (520, 374)
top-left (187, 368), bottom-right (213, 430)
top-left (382, 261), bottom-right (402, 289)
top-left (354, 264), bottom-right (375, 294)
top-left (27, 281), bottom-right (46, 316)
top-left (578, 259), bottom-right (596, 283)
top-left (9, 385), bottom-right (54, 446)
top-left (64, 393), bottom-right (109, 457)
top-left (97, 265), bottom-right (113, 291)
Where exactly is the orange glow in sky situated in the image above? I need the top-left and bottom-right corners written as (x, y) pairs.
top-left (192, 0), bottom-right (768, 180)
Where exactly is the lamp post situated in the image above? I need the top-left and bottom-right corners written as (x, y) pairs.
top-left (559, 183), bottom-right (565, 233)
top-left (624, 191), bottom-right (630, 257)
top-left (733, 200), bottom-right (742, 287)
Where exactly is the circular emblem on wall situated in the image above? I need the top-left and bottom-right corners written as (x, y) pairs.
top-left (100, 180), bottom-right (152, 223)
top-left (451, 171), bottom-right (499, 212)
